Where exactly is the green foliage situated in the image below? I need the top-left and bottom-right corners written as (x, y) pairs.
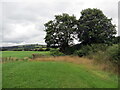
top-left (44, 8), bottom-right (117, 53)
top-left (88, 44), bottom-right (108, 53)
top-left (73, 44), bottom-right (108, 57)
top-left (87, 51), bottom-right (107, 63)
top-left (44, 8), bottom-right (116, 52)
top-left (77, 8), bottom-right (116, 44)
top-left (50, 49), bottom-right (65, 56)
top-left (45, 48), bottom-right (50, 51)
top-left (74, 50), bottom-right (88, 57)
top-left (63, 44), bottom-right (80, 55)
top-left (112, 36), bottom-right (120, 44)
top-left (86, 44), bottom-right (120, 65)
top-left (106, 44), bottom-right (120, 64)
top-left (73, 45), bottom-right (90, 57)
top-left (44, 13), bottom-right (77, 51)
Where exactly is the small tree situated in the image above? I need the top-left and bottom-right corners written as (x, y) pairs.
top-left (77, 8), bottom-right (116, 45)
top-left (44, 13), bottom-right (77, 51)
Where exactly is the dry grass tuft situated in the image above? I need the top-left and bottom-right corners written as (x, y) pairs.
top-left (30, 56), bottom-right (93, 70)
top-left (30, 56), bottom-right (93, 65)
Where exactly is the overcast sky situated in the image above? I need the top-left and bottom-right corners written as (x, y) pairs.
top-left (0, 0), bottom-right (119, 46)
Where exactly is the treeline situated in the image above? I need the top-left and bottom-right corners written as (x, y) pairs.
top-left (0, 44), bottom-right (50, 51)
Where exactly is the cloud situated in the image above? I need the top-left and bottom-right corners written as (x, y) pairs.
top-left (1, 0), bottom-right (119, 46)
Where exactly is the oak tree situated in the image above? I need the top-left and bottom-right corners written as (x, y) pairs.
top-left (77, 8), bottom-right (116, 45)
top-left (44, 13), bottom-right (77, 51)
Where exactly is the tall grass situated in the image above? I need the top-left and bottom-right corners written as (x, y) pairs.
top-left (87, 44), bottom-right (119, 74)
top-left (30, 56), bottom-right (117, 74)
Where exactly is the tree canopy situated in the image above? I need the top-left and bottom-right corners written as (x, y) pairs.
top-left (44, 8), bottom-right (117, 51)
top-left (44, 13), bottom-right (77, 51)
top-left (77, 8), bottom-right (116, 45)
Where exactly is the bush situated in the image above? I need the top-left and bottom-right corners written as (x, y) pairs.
top-left (50, 49), bottom-right (65, 56)
top-left (45, 48), bottom-right (50, 51)
top-left (106, 44), bottom-right (120, 64)
top-left (73, 45), bottom-right (90, 57)
top-left (89, 44), bottom-right (108, 53)
top-left (73, 44), bottom-right (108, 57)
top-left (37, 48), bottom-right (44, 51)
top-left (32, 54), bottom-right (45, 59)
top-left (73, 45), bottom-right (92, 57)
top-left (87, 44), bottom-right (119, 65)
top-left (74, 50), bottom-right (87, 57)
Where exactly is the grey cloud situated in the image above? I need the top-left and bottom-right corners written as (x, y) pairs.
top-left (2, 1), bottom-right (73, 46)
top-left (1, 0), bottom-right (119, 46)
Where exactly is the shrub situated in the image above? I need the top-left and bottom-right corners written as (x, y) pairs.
top-left (74, 50), bottom-right (87, 57)
top-left (87, 44), bottom-right (119, 65)
top-left (89, 44), bottom-right (108, 53)
top-left (45, 48), bottom-right (50, 51)
top-left (37, 48), bottom-right (44, 51)
top-left (32, 54), bottom-right (45, 59)
top-left (73, 45), bottom-right (92, 57)
top-left (73, 44), bottom-right (108, 57)
top-left (73, 45), bottom-right (91, 57)
top-left (106, 44), bottom-right (120, 64)
top-left (50, 49), bottom-right (65, 56)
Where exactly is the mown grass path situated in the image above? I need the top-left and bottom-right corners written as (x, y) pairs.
top-left (2, 61), bottom-right (118, 88)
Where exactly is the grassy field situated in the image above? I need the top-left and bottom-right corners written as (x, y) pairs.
top-left (2, 51), bottom-right (50, 59)
top-left (2, 61), bottom-right (118, 88)
top-left (2, 51), bottom-right (118, 88)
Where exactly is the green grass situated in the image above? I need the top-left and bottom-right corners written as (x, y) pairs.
top-left (0, 63), bottom-right (2, 89)
top-left (2, 61), bottom-right (118, 88)
top-left (2, 51), bottom-right (51, 59)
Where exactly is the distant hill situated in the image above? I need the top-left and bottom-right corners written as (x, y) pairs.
top-left (0, 44), bottom-right (48, 51)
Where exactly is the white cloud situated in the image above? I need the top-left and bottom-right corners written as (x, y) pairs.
top-left (1, 0), bottom-right (119, 46)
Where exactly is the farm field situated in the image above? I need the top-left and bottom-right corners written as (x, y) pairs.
top-left (2, 51), bottom-right (118, 88)
top-left (1, 1), bottom-right (119, 89)
top-left (2, 51), bottom-right (50, 59)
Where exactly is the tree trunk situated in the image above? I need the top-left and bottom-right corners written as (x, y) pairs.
top-left (60, 43), bottom-right (69, 52)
